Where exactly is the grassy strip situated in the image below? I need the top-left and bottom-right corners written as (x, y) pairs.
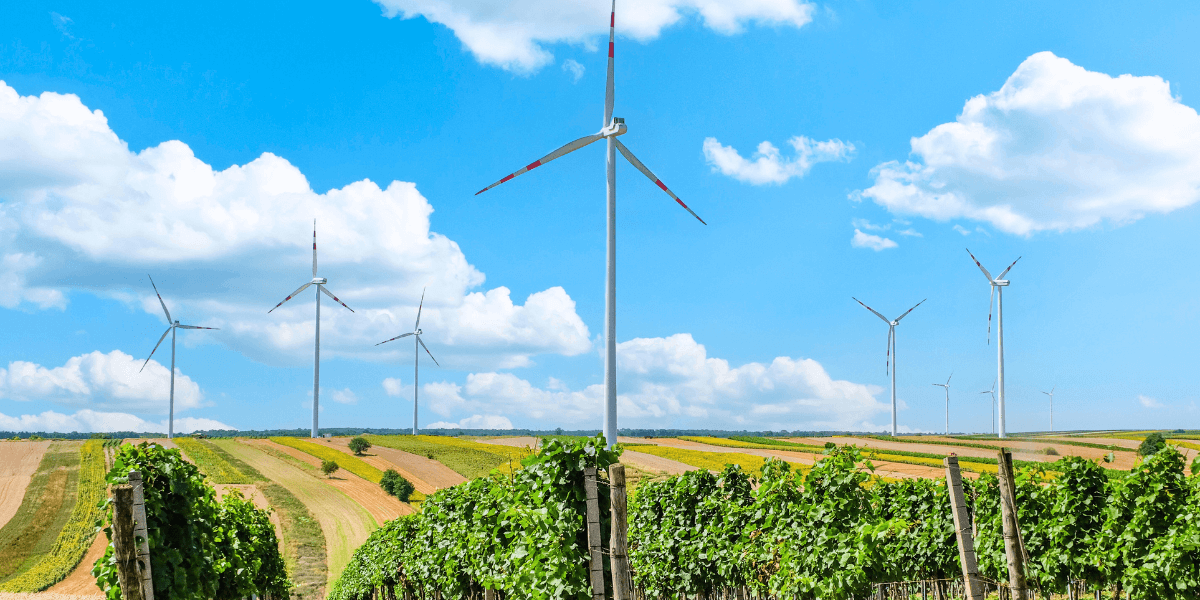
top-left (175, 437), bottom-right (254, 484)
top-left (0, 442), bottom-right (81, 582)
top-left (0, 439), bottom-right (110, 592)
top-left (270, 438), bottom-right (384, 484)
top-left (629, 445), bottom-right (809, 478)
top-left (365, 435), bottom-right (529, 480)
top-left (208, 440), bottom-right (328, 600)
top-left (1006, 437), bottom-right (1133, 453)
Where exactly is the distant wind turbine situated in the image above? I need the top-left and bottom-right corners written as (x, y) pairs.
top-left (933, 373), bottom-right (952, 435)
top-left (474, 0), bottom-right (706, 448)
top-left (966, 249), bottom-right (1021, 438)
top-left (376, 288), bottom-right (439, 436)
top-left (141, 276), bottom-right (218, 440)
top-left (852, 297), bottom-right (926, 436)
top-left (268, 221), bottom-right (355, 438)
top-left (981, 379), bottom-right (997, 435)
top-left (1042, 386), bottom-right (1055, 432)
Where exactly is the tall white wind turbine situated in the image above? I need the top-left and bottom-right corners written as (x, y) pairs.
top-left (1042, 386), bottom-right (1055, 432)
top-left (268, 221), bottom-right (355, 438)
top-left (475, 0), bottom-right (706, 447)
top-left (966, 249), bottom-right (1021, 439)
top-left (933, 373), bottom-right (952, 435)
top-left (852, 297), bottom-right (925, 436)
top-left (141, 276), bottom-right (218, 440)
top-left (981, 379), bottom-right (997, 435)
top-left (376, 288), bottom-right (439, 436)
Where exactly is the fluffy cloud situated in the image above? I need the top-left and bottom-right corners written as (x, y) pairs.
top-left (0, 82), bottom-right (591, 369)
top-left (382, 377), bottom-right (404, 397)
top-left (850, 229), bottom-right (897, 251)
top-left (373, 0), bottom-right (815, 72)
top-left (1138, 394), bottom-right (1163, 408)
top-left (0, 350), bottom-right (203, 414)
top-left (561, 59), bottom-right (585, 82)
top-left (703, 136), bottom-right (854, 185)
top-left (424, 333), bottom-right (888, 430)
top-left (330, 388), bottom-right (358, 405)
top-left (426, 414), bottom-right (514, 429)
top-left (0, 409), bottom-right (233, 433)
top-left (858, 52), bottom-right (1200, 235)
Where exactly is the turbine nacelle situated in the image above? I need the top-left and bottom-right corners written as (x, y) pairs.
top-left (312, 277), bottom-right (327, 284)
top-left (601, 117), bottom-right (627, 137)
top-left (993, 279), bottom-right (1010, 286)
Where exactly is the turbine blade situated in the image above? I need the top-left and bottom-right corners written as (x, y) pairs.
top-left (894, 298), bottom-right (926, 323)
top-left (886, 327), bottom-right (892, 376)
top-left (148, 275), bottom-right (172, 323)
top-left (475, 133), bottom-right (604, 195)
top-left (415, 287), bottom-right (425, 330)
top-left (947, 373), bottom-right (953, 385)
top-left (176, 325), bottom-right (219, 330)
top-left (417, 336), bottom-right (439, 367)
top-left (320, 285), bottom-right (354, 312)
top-left (605, 0), bottom-right (615, 126)
top-left (141, 326), bottom-right (173, 372)
top-left (375, 332), bottom-right (415, 346)
top-left (997, 256), bottom-right (1022, 279)
top-left (268, 282), bottom-right (313, 313)
top-left (987, 285), bottom-right (995, 345)
top-left (615, 139), bottom-right (706, 224)
top-left (312, 219), bottom-right (318, 277)
top-left (965, 248), bottom-right (993, 281)
top-left (852, 297), bottom-right (891, 324)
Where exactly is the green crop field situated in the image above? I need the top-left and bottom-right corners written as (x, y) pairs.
top-left (0, 441), bottom-right (81, 584)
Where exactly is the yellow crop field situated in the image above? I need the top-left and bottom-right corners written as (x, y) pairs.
top-left (630, 445), bottom-right (809, 478)
top-left (271, 438), bottom-right (384, 484)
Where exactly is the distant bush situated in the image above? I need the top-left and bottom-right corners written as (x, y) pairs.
top-left (348, 436), bottom-right (371, 456)
top-left (380, 469), bottom-right (414, 501)
top-left (1138, 433), bottom-right (1167, 457)
top-left (1043, 447), bottom-right (1059, 456)
top-left (322, 459), bottom-right (339, 477)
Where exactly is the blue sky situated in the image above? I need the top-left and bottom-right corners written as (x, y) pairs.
top-left (1, 0), bottom-right (1199, 434)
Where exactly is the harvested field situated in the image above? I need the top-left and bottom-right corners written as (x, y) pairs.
top-left (894, 435), bottom-right (1138, 469)
top-left (220, 440), bottom-right (377, 588)
top-left (477, 436), bottom-right (541, 450)
top-left (1042, 436), bottom-right (1142, 450)
top-left (0, 442), bottom-right (81, 583)
top-left (253, 440), bottom-right (412, 524)
top-left (318, 438), bottom-right (463, 494)
top-left (620, 450), bottom-right (696, 476)
top-left (0, 442), bottom-right (50, 529)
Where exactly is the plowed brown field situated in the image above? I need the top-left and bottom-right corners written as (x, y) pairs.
top-left (316, 438), bottom-right (464, 493)
top-left (0, 441), bottom-right (51, 529)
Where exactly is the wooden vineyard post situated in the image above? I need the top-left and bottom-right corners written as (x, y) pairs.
top-left (584, 467), bottom-right (605, 600)
top-left (129, 471), bottom-right (154, 600)
top-left (113, 485), bottom-right (146, 600)
top-left (609, 463), bottom-right (631, 600)
top-left (944, 457), bottom-right (984, 600)
top-left (997, 449), bottom-right (1029, 600)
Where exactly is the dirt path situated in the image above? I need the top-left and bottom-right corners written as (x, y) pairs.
top-left (219, 440), bottom-right (376, 588)
top-left (42, 533), bottom-right (106, 597)
top-left (0, 441), bottom-right (51, 529)
top-left (620, 451), bottom-right (694, 476)
top-left (316, 438), bottom-right (464, 494)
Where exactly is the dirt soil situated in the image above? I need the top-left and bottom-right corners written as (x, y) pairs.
top-left (620, 451), bottom-right (694, 476)
top-left (315, 438), bottom-right (465, 494)
top-left (0, 441), bottom-right (51, 528)
top-left (42, 533), bottom-right (106, 597)
top-left (477, 437), bottom-right (542, 450)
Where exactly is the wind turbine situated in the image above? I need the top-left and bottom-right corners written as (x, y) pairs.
top-left (966, 249), bottom-right (1021, 439)
top-left (141, 276), bottom-right (218, 440)
top-left (1042, 386), bottom-right (1055, 432)
top-left (376, 288), bottom-right (438, 436)
top-left (474, 0), bottom-right (706, 448)
top-left (268, 221), bottom-right (355, 438)
top-left (981, 379), bottom-right (997, 435)
top-left (852, 297), bottom-right (926, 436)
top-left (933, 374), bottom-right (952, 435)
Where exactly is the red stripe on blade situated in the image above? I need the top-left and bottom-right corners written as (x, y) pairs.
top-left (526, 160), bottom-right (542, 170)
top-left (609, 42), bottom-right (614, 57)
top-left (500, 174), bottom-right (515, 183)
top-left (655, 180), bottom-right (668, 192)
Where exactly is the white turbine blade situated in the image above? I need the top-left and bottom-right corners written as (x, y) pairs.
top-left (141, 325), bottom-right (173, 372)
top-left (997, 256), bottom-right (1022, 279)
top-left (965, 248), bottom-right (993, 282)
top-left (475, 134), bottom-right (604, 195)
top-left (605, 0), bottom-right (615, 126)
top-left (268, 282), bottom-right (313, 313)
top-left (614, 140), bottom-right (706, 224)
top-left (987, 285), bottom-right (995, 345)
top-left (177, 324), bottom-right (219, 330)
top-left (947, 373), bottom-right (953, 385)
top-left (415, 287), bottom-right (425, 330)
top-left (312, 219), bottom-right (318, 277)
top-left (417, 336), bottom-right (439, 367)
top-left (852, 297), bottom-right (891, 324)
top-left (375, 332), bottom-right (415, 346)
top-left (886, 327), bottom-right (893, 376)
top-left (148, 275), bottom-right (172, 323)
top-left (320, 285), bottom-right (355, 312)
top-left (894, 299), bottom-right (926, 323)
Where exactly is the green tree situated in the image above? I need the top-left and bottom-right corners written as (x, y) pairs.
top-left (348, 436), bottom-right (371, 455)
top-left (1138, 432), bottom-right (1167, 457)
top-left (322, 459), bottom-right (339, 478)
top-left (380, 469), bottom-right (414, 501)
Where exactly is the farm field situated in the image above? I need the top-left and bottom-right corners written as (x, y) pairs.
top-left (0, 441), bottom-right (50, 529)
top-left (320, 437), bottom-right (464, 494)
top-left (0, 442), bottom-right (81, 586)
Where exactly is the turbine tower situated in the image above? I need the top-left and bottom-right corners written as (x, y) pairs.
top-left (966, 249), bottom-right (1020, 438)
top-left (852, 297), bottom-right (926, 436)
top-left (377, 288), bottom-right (439, 436)
top-left (1042, 386), bottom-right (1055, 432)
top-left (933, 373), bottom-right (952, 435)
top-left (981, 379), bottom-right (997, 435)
top-left (475, 0), bottom-right (706, 448)
top-left (269, 221), bottom-right (355, 438)
top-left (141, 276), bottom-right (218, 440)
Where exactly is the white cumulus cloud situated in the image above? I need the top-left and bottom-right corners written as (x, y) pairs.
top-left (561, 59), bottom-right (585, 82)
top-left (703, 136), bottom-right (854, 185)
top-left (0, 350), bottom-right (203, 414)
top-left (1138, 394), bottom-right (1163, 408)
top-left (850, 229), bottom-right (897, 251)
top-left (373, 0), bottom-right (815, 72)
top-left (426, 414), bottom-right (515, 430)
top-left (0, 82), bottom-right (591, 370)
top-left (330, 388), bottom-right (358, 405)
top-left (858, 52), bottom-right (1200, 236)
top-left (382, 377), bottom-right (404, 397)
top-left (0, 409), bottom-right (233, 433)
